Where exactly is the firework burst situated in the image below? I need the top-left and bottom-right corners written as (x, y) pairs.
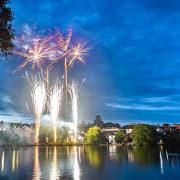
top-left (48, 30), bottom-right (89, 121)
top-left (68, 42), bottom-right (89, 68)
top-left (13, 35), bottom-right (56, 72)
top-left (49, 30), bottom-right (89, 69)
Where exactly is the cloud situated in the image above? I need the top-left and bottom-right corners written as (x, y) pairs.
top-left (5, 0), bottom-right (180, 123)
top-left (0, 112), bottom-right (32, 123)
top-left (105, 103), bottom-right (180, 111)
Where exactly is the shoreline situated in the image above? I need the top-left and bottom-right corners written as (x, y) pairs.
top-left (0, 143), bottom-right (180, 148)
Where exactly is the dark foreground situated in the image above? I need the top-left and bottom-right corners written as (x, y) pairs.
top-left (0, 145), bottom-right (180, 180)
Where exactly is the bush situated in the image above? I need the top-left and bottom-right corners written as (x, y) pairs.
top-left (132, 125), bottom-right (157, 146)
top-left (85, 126), bottom-right (108, 145)
top-left (115, 131), bottom-right (125, 144)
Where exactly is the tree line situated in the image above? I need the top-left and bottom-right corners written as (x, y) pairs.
top-left (0, 0), bottom-right (14, 56)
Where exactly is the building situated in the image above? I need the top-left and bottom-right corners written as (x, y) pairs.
top-left (163, 124), bottom-right (171, 133)
top-left (121, 125), bottom-right (134, 134)
top-left (0, 121), bottom-right (6, 131)
top-left (101, 123), bottom-right (121, 144)
top-left (0, 121), bottom-right (35, 142)
top-left (156, 124), bottom-right (163, 133)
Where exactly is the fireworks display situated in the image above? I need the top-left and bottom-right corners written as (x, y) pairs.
top-left (13, 28), bottom-right (90, 144)
top-left (29, 75), bottom-right (47, 143)
top-left (14, 29), bottom-right (89, 72)
top-left (49, 81), bottom-right (63, 143)
top-left (49, 30), bottom-right (89, 69)
top-left (49, 30), bottom-right (89, 121)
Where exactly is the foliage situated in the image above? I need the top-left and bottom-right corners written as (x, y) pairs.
top-left (85, 126), bottom-right (108, 145)
top-left (132, 125), bottom-right (157, 146)
top-left (60, 127), bottom-right (70, 143)
top-left (39, 124), bottom-right (71, 144)
top-left (98, 132), bottom-right (108, 144)
top-left (39, 124), bottom-right (54, 143)
top-left (115, 131), bottom-right (125, 143)
top-left (0, 130), bottom-right (26, 145)
top-left (0, 0), bottom-right (14, 55)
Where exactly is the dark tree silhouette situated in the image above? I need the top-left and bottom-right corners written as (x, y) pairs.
top-left (94, 115), bottom-right (103, 126)
top-left (0, 0), bottom-right (14, 56)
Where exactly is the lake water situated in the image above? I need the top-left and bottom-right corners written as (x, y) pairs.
top-left (0, 146), bottom-right (180, 180)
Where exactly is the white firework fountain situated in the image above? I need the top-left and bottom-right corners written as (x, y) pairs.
top-left (30, 75), bottom-right (47, 144)
top-left (68, 81), bottom-right (79, 142)
top-left (49, 81), bottom-right (63, 143)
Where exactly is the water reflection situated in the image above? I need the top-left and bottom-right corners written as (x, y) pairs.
top-left (73, 147), bottom-right (80, 180)
top-left (11, 149), bottom-right (19, 172)
top-left (108, 145), bottom-right (119, 161)
top-left (33, 147), bottom-right (40, 180)
top-left (50, 147), bottom-right (60, 180)
top-left (0, 146), bottom-right (180, 180)
top-left (45, 146), bottom-right (48, 160)
top-left (166, 149), bottom-right (169, 162)
top-left (160, 151), bottom-right (164, 174)
top-left (85, 146), bottom-right (105, 168)
top-left (1, 151), bottom-right (4, 173)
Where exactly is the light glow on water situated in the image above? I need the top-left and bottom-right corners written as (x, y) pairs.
top-left (50, 147), bottom-right (60, 180)
top-left (1, 151), bottom-right (4, 173)
top-left (160, 151), bottom-right (164, 174)
top-left (0, 147), bottom-right (180, 179)
top-left (33, 147), bottom-right (41, 180)
top-left (73, 147), bottom-right (80, 180)
top-left (12, 150), bottom-right (16, 172)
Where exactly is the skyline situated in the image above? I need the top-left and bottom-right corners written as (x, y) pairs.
top-left (1, 0), bottom-right (180, 124)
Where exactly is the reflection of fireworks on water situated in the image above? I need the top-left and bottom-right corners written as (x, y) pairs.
top-left (33, 147), bottom-right (40, 180)
top-left (29, 75), bottom-right (47, 143)
top-left (50, 147), bottom-right (60, 180)
top-left (68, 81), bottom-right (79, 142)
top-left (49, 81), bottom-right (63, 143)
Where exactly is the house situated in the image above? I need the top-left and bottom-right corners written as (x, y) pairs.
top-left (0, 121), bottom-right (6, 131)
top-left (101, 123), bottom-right (121, 144)
top-left (173, 124), bottom-right (180, 130)
top-left (163, 124), bottom-right (171, 132)
top-left (156, 124), bottom-right (163, 133)
top-left (172, 124), bottom-right (180, 136)
top-left (121, 125), bottom-right (134, 134)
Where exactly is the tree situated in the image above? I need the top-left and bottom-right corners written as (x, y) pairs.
top-left (0, 0), bottom-right (14, 55)
top-left (115, 131), bottom-right (125, 144)
top-left (94, 115), bottom-right (103, 127)
top-left (85, 126), bottom-right (107, 145)
top-left (39, 124), bottom-right (71, 144)
top-left (39, 124), bottom-right (54, 143)
top-left (132, 125), bottom-right (157, 146)
top-left (97, 132), bottom-right (108, 144)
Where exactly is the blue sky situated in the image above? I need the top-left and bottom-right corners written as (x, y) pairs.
top-left (1, 0), bottom-right (180, 124)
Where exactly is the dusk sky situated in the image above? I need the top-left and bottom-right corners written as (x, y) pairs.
top-left (1, 0), bottom-right (180, 124)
